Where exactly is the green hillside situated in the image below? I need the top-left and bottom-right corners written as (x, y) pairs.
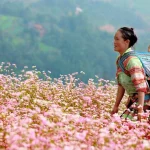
top-left (0, 0), bottom-right (149, 82)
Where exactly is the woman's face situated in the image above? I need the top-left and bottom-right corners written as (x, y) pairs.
top-left (114, 30), bottom-right (129, 54)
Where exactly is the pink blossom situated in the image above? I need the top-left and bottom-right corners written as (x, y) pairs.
top-left (82, 96), bottom-right (92, 104)
top-left (75, 131), bottom-right (87, 141)
top-left (1, 67), bottom-right (149, 149)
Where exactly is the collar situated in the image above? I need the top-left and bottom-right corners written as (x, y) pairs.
top-left (121, 47), bottom-right (133, 56)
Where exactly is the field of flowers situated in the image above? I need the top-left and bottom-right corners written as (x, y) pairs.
top-left (0, 63), bottom-right (150, 150)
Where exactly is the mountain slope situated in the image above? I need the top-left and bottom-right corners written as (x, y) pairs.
top-left (0, 0), bottom-right (149, 81)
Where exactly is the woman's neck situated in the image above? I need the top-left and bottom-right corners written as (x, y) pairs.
top-left (119, 47), bottom-right (131, 56)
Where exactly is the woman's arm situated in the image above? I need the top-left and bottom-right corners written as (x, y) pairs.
top-left (126, 57), bottom-right (147, 121)
top-left (111, 85), bottom-right (125, 115)
top-left (137, 91), bottom-right (145, 121)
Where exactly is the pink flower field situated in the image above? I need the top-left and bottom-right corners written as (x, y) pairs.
top-left (0, 63), bottom-right (150, 150)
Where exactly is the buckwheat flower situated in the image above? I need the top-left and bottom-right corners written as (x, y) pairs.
top-left (77, 117), bottom-right (90, 123)
top-left (96, 92), bottom-right (109, 97)
top-left (80, 71), bottom-right (85, 74)
top-left (31, 138), bottom-right (41, 146)
top-left (39, 115), bottom-right (55, 127)
top-left (32, 66), bottom-right (36, 68)
top-left (23, 96), bottom-right (30, 101)
top-left (64, 145), bottom-right (74, 150)
top-left (75, 131), bottom-right (87, 141)
top-left (109, 122), bottom-right (116, 130)
top-left (100, 127), bottom-right (110, 133)
top-left (28, 128), bottom-right (36, 140)
top-left (80, 144), bottom-right (88, 149)
top-left (11, 134), bottom-right (21, 142)
top-left (137, 105), bottom-right (142, 109)
top-left (143, 140), bottom-right (150, 148)
top-left (95, 75), bottom-right (99, 78)
top-left (26, 71), bottom-right (34, 76)
top-left (82, 96), bottom-right (92, 104)
top-left (35, 107), bottom-right (41, 113)
top-left (112, 113), bottom-right (121, 122)
top-left (72, 72), bottom-right (78, 75)
top-left (47, 96), bottom-right (52, 100)
top-left (9, 145), bottom-right (21, 150)
top-left (88, 146), bottom-right (95, 150)
top-left (11, 92), bottom-right (22, 97)
top-left (12, 64), bottom-right (17, 68)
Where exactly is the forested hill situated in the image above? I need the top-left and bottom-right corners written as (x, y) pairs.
top-left (0, 0), bottom-right (150, 82)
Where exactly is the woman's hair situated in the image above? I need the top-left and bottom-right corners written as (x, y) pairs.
top-left (119, 27), bottom-right (138, 48)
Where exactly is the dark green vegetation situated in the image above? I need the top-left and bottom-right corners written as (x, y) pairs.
top-left (0, 0), bottom-right (150, 82)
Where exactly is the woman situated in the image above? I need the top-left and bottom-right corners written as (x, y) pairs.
top-left (111, 27), bottom-right (150, 121)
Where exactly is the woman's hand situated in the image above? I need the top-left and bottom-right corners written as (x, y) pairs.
top-left (111, 106), bottom-right (119, 115)
top-left (137, 92), bottom-right (145, 121)
top-left (137, 106), bottom-right (144, 121)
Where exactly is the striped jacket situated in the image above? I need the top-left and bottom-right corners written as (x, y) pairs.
top-left (116, 48), bottom-right (148, 96)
